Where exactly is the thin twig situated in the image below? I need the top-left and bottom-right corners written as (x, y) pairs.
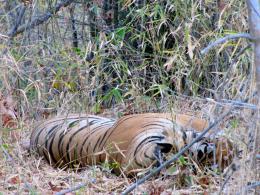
top-left (55, 182), bottom-right (87, 195)
top-left (10, 0), bottom-right (75, 37)
top-left (201, 33), bottom-right (253, 55)
top-left (121, 109), bottom-right (232, 195)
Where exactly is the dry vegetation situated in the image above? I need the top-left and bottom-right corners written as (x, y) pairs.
top-left (0, 96), bottom-right (256, 194)
top-left (0, 0), bottom-right (258, 194)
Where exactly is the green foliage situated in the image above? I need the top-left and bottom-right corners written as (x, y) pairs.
top-left (167, 165), bottom-right (177, 174)
top-left (102, 87), bottom-right (123, 104)
top-left (230, 118), bottom-right (239, 129)
top-left (0, 0), bottom-right (251, 115)
top-left (1, 143), bottom-right (9, 150)
top-left (102, 161), bottom-right (120, 170)
top-left (28, 189), bottom-right (38, 195)
top-left (178, 156), bottom-right (187, 166)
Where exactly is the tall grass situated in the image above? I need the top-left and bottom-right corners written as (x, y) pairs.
top-left (0, 0), bottom-right (252, 116)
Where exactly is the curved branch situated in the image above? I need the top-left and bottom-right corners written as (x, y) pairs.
top-left (201, 33), bottom-right (254, 55)
top-left (9, 0), bottom-right (75, 37)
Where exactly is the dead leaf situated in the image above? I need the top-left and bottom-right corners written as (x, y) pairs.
top-left (0, 93), bottom-right (18, 129)
top-left (48, 181), bottom-right (63, 192)
top-left (198, 176), bottom-right (211, 187)
top-left (8, 175), bottom-right (21, 185)
top-left (218, 0), bottom-right (227, 11)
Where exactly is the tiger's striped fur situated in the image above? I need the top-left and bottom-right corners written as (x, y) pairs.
top-left (30, 113), bottom-right (234, 175)
top-left (30, 114), bottom-right (115, 167)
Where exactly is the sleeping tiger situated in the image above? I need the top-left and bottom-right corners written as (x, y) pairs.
top-left (30, 113), bottom-right (235, 175)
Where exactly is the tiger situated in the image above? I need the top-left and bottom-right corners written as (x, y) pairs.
top-left (30, 113), bottom-right (235, 175)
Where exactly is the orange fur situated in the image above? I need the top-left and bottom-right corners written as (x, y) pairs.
top-left (30, 113), bottom-right (234, 175)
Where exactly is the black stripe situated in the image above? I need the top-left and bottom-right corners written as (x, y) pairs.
top-left (32, 126), bottom-right (47, 153)
top-left (133, 136), bottom-right (164, 156)
top-left (134, 157), bottom-right (144, 168)
top-left (57, 119), bottom-right (80, 161)
top-left (141, 120), bottom-right (172, 127)
top-left (93, 122), bottom-right (114, 149)
top-left (32, 118), bottom-right (71, 148)
top-left (79, 121), bottom-right (113, 158)
top-left (65, 120), bottom-right (97, 162)
top-left (68, 120), bottom-right (81, 128)
top-left (43, 149), bottom-right (51, 164)
top-left (80, 136), bottom-right (91, 158)
top-left (111, 115), bottom-right (135, 130)
top-left (93, 136), bottom-right (102, 153)
top-left (142, 123), bottom-right (166, 129)
top-left (44, 125), bottom-right (60, 164)
top-left (47, 125), bottom-right (64, 165)
top-left (96, 127), bottom-right (114, 150)
top-left (33, 118), bottom-right (70, 153)
top-left (133, 137), bottom-right (163, 168)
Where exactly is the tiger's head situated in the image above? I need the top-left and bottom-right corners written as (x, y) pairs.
top-left (185, 130), bottom-right (236, 171)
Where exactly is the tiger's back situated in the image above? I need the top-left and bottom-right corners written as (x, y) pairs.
top-left (30, 113), bottom-right (234, 175)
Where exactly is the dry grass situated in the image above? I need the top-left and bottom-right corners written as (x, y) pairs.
top-left (0, 0), bottom-right (258, 194)
top-left (0, 96), bottom-right (257, 194)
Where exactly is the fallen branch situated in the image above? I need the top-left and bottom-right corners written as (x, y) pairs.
top-left (121, 109), bottom-right (232, 195)
top-left (55, 182), bottom-right (87, 195)
top-left (10, 0), bottom-right (75, 37)
top-left (201, 33), bottom-right (254, 55)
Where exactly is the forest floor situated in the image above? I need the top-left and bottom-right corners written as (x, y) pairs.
top-left (0, 98), bottom-right (256, 194)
